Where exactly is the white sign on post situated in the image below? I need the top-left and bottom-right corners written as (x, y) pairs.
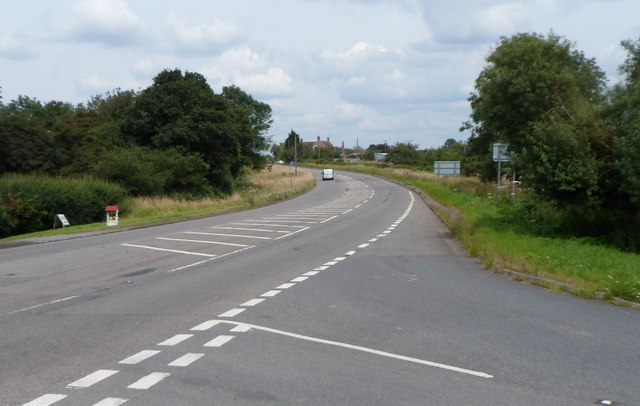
top-left (434, 161), bottom-right (461, 176)
top-left (493, 143), bottom-right (511, 162)
top-left (55, 214), bottom-right (70, 228)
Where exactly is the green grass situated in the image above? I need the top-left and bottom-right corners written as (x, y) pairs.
top-left (305, 162), bottom-right (640, 304)
top-left (1, 166), bottom-right (315, 242)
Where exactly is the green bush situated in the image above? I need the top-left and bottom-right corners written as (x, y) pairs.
top-left (0, 174), bottom-right (128, 237)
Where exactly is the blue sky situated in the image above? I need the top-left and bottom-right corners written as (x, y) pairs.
top-left (1, 0), bottom-right (639, 149)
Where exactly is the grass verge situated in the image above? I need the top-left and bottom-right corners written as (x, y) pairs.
top-left (1, 165), bottom-right (314, 241)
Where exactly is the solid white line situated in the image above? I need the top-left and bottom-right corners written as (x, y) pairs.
top-left (157, 237), bottom-right (249, 247)
top-left (158, 334), bottom-right (193, 346)
top-left (261, 290), bottom-right (280, 297)
top-left (216, 321), bottom-right (493, 379)
top-left (7, 296), bottom-right (80, 316)
top-left (342, 209), bottom-right (353, 214)
top-left (204, 335), bottom-right (235, 347)
top-left (218, 308), bottom-right (245, 317)
top-left (127, 372), bottom-right (170, 390)
top-left (121, 244), bottom-right (216, 257)
top-left (191, 320), bottom-right (221, 331)
top-left (22, 394), bottom-right (67, 406)
top-left (291, 276), bottom-right (308, 282)
top-left (168, 353), bottom-right (205, 367)
top-left (274, 226), bottom-right (310, 240)
top-left (276, 283), bottom-right (295, 289)
top-left (119, 350), bottom-right (160, 365)
top-left (320, 215), bottom-right (338, 223)
top-left (241, 298), bottom-right (265, 307)
top-left (92, 398), bottom-right (128, 406)
top-left (67, 369), bottom-right (118, 388)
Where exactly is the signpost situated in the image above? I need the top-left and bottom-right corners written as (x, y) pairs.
top-left (493, 143), bottom-right (511, 199)
top-left (54, 214), bottom-right (70, 228)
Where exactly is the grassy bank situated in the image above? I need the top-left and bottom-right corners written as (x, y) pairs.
top-left (1, 165), bottom-right (314, 241)
top-left (307, 162), bottom-right (640, 304)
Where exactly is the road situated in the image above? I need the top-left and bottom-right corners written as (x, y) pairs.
top-left (1, 170), bottom-right (638, 406)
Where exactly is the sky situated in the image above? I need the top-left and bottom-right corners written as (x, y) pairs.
top-left (1, 0), bottom-right (639, 149)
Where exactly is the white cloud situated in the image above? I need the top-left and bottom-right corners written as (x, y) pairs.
top-left (0, 33), bottom-right (35, 60)
top-left (164, 11), bottom-right (243, 55)
top-left (235, 68), bottom-right (294, 98)
top-left (322, 42), bottom-right (390, 71)
top-left (62, 0), bottom-right (146, 46)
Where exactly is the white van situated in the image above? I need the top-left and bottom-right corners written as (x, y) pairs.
top-left (321, 168), bottom-right (334, 181)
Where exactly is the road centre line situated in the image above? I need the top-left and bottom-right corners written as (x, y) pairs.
top-left (22, 394), bottom-right (67, 406)
top-left (121, 244), bottom-right (216, 257)
top-left (291, 276), bottom-right (308, 282)
top-left (214, 320), bottom-right (493, 379)
top-left (92, 398), bottom-right (128, 406)
top-left (156, 237), bottom-right (250, 247)
top-left (191, 320), bottom-right (221, 331)
top-left (158, 334), bottom-right (193, 346)
top-left (241, 298), bottom-right (265, 307)
top-left (261, 290), bottom-right (281, 297)
top-left (219, 308), bottom-right (245, 317)
top-left (67, 369), bottom-right (118, 389)
top-left (168, 353), bottom-right (205, 367)
top-left (204, 335), bottom-right (235, 347)
top-left (119, 350), bottom-right (160, 365)
top-left (276, 283), bottom-right (295, 289)
top-left (127, 372), bottom-right (170, 390)
top-left (6, 295), bottom-right (80, 316)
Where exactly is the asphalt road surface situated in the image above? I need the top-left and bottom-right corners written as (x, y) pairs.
top-left (1, 170), bottom-right (638, 406)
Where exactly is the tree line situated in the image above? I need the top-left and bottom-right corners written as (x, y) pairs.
top-left (0, 69), bottom-right (273, 197)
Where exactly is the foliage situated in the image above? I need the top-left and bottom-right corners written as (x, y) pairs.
top-left (0, 174), bottom-right (127, 237)
top-left (386, 142), bottom-right (421, 165)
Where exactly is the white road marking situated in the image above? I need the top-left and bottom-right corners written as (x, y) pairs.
top-left (274, 227), bottom-right (310, 240)
top-left (342, 209), bottom-right (353, 214)
top-left (259, 218), bottom-right (316, 224)
top-left (232, 222), bottom-right (306, 228)
top-left (241, 298), bottom-right (265, 307)
top-left (204, 335), bottom-right (235, 347)
top-left (261, 290), bottom-right (281, 297)
top-left (345, 251), bottom-right (356, 256)
top-left (121, 244), bottom-right (216, 257)
top-left (358, 243), bottom-right (370, 248)
top-left (369, 238), bottom-right (378, 242)
top-left (158, 334), bottom-right (193, 346)
top-left (127, 372), bottom-right (170, 390)
top-left (323, 261), bottom-right (338, 266)
top-left (92, 398), bottom-right (128, 406)
top-left (168, 353), bottom-right (205, 367)
top-left (211, 226), bottom-right (287, 233)
top-left (276, 283), bottom-right (295, 289)
top-left (231, 324), bottom-right (252, 332)
top-left (180, 233), bottom-right (251, 246)
top-left (291, 276), bottom-right (308, 282)
top-left (314, 266), bottom-right (329, 271)
top-left (216, 320), bottom-right (493, 379)
top-left (7, 296), bottom-right (79, 316)
top-left (303, 271), bottom-right (320, 276)
top-left (187, 232), bottom-right (272, 240)
top-left (333, 257), bottom-right (347, 261)
top-left (22, 394), bottom-right (67, 406)
top-left (119, 350), bottom-right (160, 365)
top-left (167, 245), bottom-right (256, 273)
top-left (67, 369), bottom-right (118, 389)
top-left (156, 237), bottom-right (250, 247)
top-left (191, 320), bottom-right (221, 331)
top-left (320, 215), bottom-right (338, 223)
top-left (218, 308), bottom-right (245, 317)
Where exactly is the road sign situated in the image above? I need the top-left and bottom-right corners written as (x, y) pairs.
top-left (493, 143), bottom-right (511, 162)
top-left (434, 161), bottom-right (461, 176)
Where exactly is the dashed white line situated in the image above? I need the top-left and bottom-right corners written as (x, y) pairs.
top-left (218, 308), bottom-right (246, 317)
top-left (119, 350), bottom-right (161, 365)
top-left (204, 335), bottom-right (235, 347)
top-left (127, 372), bottom-right (170, 390)
top-left (67, 369), bottom-right (118, 389)
top-left (358, 243), bottom-right (370, 248)
top-left (191, 320), bottom-right (221, 331)
top-left (92, 398), bottom-right (128, 406)
top-left (314, 266), bottom-right (329, 271)
top-left (261, 290), bottom-right (281, 297)
top-left (303, 271), bottom-right (320, 276)
top-left (323, 261), bottom-right (338, 266)
top-left (333, 257), bottom-right (347, 261)
top-left (241, 298), bottom-right (265, 307)
top-left (276, 283), bottom-right (295, 289)
top-left (158, 334), bottom-right (193, 346)
top-left (291, 276), bottom-right (308, 282)
top-left (320, 215), bottom-right (338, 223)
top-left (345, 251), bottom-right (356, 256)
top-left (168, 353), bottom-right (205, 367)
top-left (22, 394), bottom-right (67, 406)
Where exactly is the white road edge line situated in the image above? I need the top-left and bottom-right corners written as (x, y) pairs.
top-left (215, 320), bottom-right (493, 379)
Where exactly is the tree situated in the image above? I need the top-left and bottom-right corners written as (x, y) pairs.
top-left (464, 33), bottom-right (607, 181)
top-left (386, 142), bottom-right (421, 165)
